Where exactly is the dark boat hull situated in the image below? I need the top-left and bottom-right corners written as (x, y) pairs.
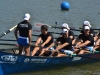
top-left (0, 52), bottom-right (100, 75)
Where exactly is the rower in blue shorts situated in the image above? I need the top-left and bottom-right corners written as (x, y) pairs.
top-left (14, 13), bottom-right (32, 56)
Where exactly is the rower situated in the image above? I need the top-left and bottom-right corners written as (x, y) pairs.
top-left (74, 26), bottom-right (94, 54)
top-left (94, 30), bottom-right (100, 41)
top-left (80, 21), bottom-right (95, 37)
top-left (60, 23), bottom-right (75, 45)
top-left (94, 30), bottom-right (100, 50)
top-left (31, 25), bottom-right (54, 56)
top-left (51, 29), bottom-right (73, 57)
top-left (14, 13), bottom-right (32, 56)
top-left (74, 21), bottom-right (95, 46)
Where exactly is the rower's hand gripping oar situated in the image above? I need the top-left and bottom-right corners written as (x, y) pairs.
top-left (0, 25), bottom-right (17, 38)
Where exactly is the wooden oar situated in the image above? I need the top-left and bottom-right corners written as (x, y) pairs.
top-left (0, 25), bottom-right (17, 38)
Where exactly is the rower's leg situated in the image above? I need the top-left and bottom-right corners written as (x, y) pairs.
top-left (24, 46), bottom-right (30, 56)
top-left (49, 50), bottom-right (56, 57)
top-left (31, 47), bottom-right (40, 56)
top-left (78, 49), bottom-right (90, 54)
top-left (94, 45), bottom-right (99, 50)
top-left (57, 53), bottom-right (67, 57)
top-left (18, 45), bottom-right (23, 55)
top-left (73, 49), bottom-right (80, 54)
top-left (78, 50), bottom-right (85, 54)
top-left (39, 49), bottom-right (45, 56)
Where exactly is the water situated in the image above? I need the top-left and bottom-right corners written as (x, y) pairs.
top-left (8, 62), bottom-right (100, 75)
top-left (0, 0), bottom-right (100, 75)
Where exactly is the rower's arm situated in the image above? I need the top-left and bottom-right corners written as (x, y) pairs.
top-left (75, 37), bottom-right (83, 45)
top-left (56, 42), bottom-right (69, 51)
top-left (94, 31), bottom-right (100, 41)
top-left (14, 27), bottom-right (18, 40)
top-left (34, 37), bottom-right (42, 46)
top-left (47, 41), bottom-right (59, 49)
top-left (28, 30), bottom-right (32, 44)
top-left (78, 40), bottom-right (91, 48)
top-left (94, 36), bottom-right (99, 41)
top-left (69, 31), bottom-right (74, 40)
top-left (41, 36), bottom-right (52, 47)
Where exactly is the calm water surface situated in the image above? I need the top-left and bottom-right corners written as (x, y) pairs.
top-left (0, 0), bottom-right (100, 75)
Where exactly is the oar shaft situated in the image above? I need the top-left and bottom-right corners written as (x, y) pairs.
top-left (0, 48), bottom-right (18, 51)
top-left (34, 22), bottom-right (100, 31)
top-left (79, 28), bottom-right (100, 30)
top-left (0, 25), bottom-right (17, 38)
top-left (33, 29), bottom-right (81, 32)
top-left (0, 43), bottom-right (17, 46)
top-left (50, 26), bottom-right (76, 30)
top-left (0, 39), bottom-right (16, 41)
top-left (34, 22), bottom-right (81, 31)
top-left (0, 39), bottom-right (36, 42)
top-left (32, 34), bottom-right (78, 37)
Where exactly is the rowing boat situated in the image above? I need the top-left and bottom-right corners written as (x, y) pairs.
top-left (0, 23), bottom-right (100, 75)
top-left (0, 49), bottom-right (100, 75)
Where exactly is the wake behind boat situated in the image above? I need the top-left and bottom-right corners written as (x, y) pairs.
top-left (0, 49), bottom-right (100, 75)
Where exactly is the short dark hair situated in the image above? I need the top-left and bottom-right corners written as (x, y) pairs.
top-left (41, 25), bottom-right (48, 31)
